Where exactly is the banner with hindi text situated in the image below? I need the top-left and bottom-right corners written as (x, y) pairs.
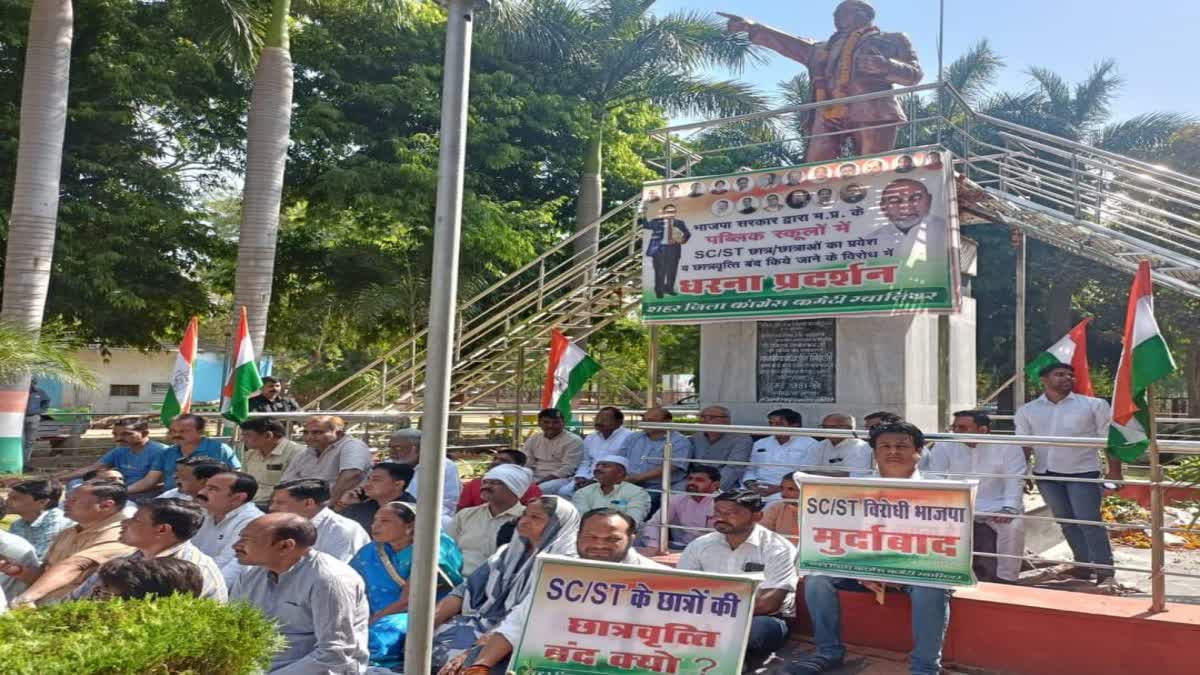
top-left (509, 555), bottom-right (758, 675)
top-left (640, 147), bottom-right (960, 324)
top-left (795, 475), bottom-right (978, 588)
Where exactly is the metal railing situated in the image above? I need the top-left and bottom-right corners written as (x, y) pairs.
top-left (650, 82), bottom-right (1200, 299)
top-left (305, 137), bottom-right (705, 414)
top-left (640, 421), bottom-right (1200, 612)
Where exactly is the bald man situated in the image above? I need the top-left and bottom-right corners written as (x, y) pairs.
top-left (807, 413), bottom-right (873, 477)
top-left (231, 513), bottom-right (368, 674)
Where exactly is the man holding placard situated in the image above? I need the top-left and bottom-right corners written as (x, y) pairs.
top-left (441, 509), bottom-right (665, 675)
top-left (678, 489), bottom-right (798, 665)
top-left (792, 422), bottom-right (953, 675)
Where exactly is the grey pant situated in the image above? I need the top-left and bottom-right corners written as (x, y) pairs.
top-left (22, 415), bottom-right (39, 464)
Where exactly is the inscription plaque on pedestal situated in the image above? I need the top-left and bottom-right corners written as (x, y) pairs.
top-left (757, 319), bottom-right (836, 402)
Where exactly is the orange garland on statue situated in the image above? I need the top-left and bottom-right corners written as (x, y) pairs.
top-left (817, 25), bottom-right (879, 121)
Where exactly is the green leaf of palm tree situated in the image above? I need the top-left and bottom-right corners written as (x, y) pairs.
top-left (1071, 59), bottom-right (1122, 131)
top-left (1096, 112), bottom-right (1196, 157)
top-left (0, 324), bottom-right (95, 388)
top-left (179, 0), bottom-right (270, 72)
top-left (943, 39), bottom-right (1003, 104)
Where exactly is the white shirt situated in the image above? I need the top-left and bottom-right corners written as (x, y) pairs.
top-left (495, 548), bottom-right (667, 645)
top-left (573, 426), bottom-right (635, 479)
top-left (926, 441), bottom-right (1026, 513)
top-left (280, 435), bottom-right (375, 486)
top-left (1015, 393), bottom-right (1111, 474)
top-left (408, 460), bottom-right (461, 523)
top-left (311, 508), bottom-right (371, 562)
top-left (155, 488), bottom-right (190, 501)
top-left (808, 438), bottom-right (874, 476)
top-left (193, 502), bottom-right (264, 589)
top-left (743, 435), bottom-right (818, 501)
top-left (678, 525), bottom-right (798, 615)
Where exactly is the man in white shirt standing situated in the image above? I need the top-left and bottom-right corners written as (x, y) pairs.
top-left (927, 411), bottom-right (1027, 582)
top-left (269, 478), bottom-right (370, 563)
top-left (193, 471), bottom-right (264, 589)
top-left (1015, 363), bottom-right (1115, 582)
top-left (807, 413), bottom-right (874, 476)
top-left (678, 489), bottom-right (798, 666)
top-left (387, 428), bottom-right (459, 529)
top-left (561, 406), bottom-right (634, 497)
top-left (742, 408), bottom-right (816, 501)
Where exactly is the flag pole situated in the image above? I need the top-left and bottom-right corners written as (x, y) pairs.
top-left (1147, 382), bottom-right (1166, 612)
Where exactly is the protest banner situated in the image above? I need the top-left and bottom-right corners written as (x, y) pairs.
top-left (509, 555), bottom-right (758, 675)
top-left (794, 475), bottom-right (978, 588)
top-left (640, 147), bottom-right (960, 324)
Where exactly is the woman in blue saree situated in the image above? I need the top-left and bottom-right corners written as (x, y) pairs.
top-left (350, 501), bottom-right (464, 669)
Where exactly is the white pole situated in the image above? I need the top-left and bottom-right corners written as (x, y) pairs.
top-left (405, 1), bottom-right (474, 672)
top-left (1014, 232), bottom-right (1027, 409)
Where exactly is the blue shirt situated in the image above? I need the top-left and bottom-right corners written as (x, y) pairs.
top-left (623, 431), bottom-right (693, 490)
top-left (100, 441), bottom-right (168, 484)
top-left (154, 438), bottom-right (241, 490)
top-left (10, 507), bottom-right (74, 558)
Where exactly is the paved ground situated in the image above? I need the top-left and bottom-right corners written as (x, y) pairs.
top-left (749, 639), bottom-right (984, 675)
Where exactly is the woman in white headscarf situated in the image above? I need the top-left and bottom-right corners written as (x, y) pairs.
top-left (431, 495), bottom-right (580, 670)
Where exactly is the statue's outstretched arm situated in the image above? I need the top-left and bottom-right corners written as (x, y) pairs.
top-left (720, 12), bottom-right (815, 65)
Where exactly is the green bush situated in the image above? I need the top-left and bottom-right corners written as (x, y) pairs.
top-left (0, 595), bottom-right (283, 674)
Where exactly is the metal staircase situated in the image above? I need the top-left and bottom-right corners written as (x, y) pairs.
top-left (308, 82), bottom-right (1200, 412)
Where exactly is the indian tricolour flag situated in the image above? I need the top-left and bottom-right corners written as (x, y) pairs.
top-left (541, 329), bottom-right (601, 422)
top-left (221, 307), bottom-right (263, 424)
top-left (1108, 261), bottom-right (1176, 461)
top-left (1024, 318), bottom-right (1094, 396)
top-left (161, 317), bottom-right (199, 426)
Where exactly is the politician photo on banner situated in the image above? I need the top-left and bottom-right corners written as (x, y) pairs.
top-left (641, 203), bottom-right (692, 298)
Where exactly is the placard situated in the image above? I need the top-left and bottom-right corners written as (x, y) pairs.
top-left (757, 319), bottom-right (836, 402)
top-left (510, 555), bottom-right (758, 675)
top-left (794, 475), bottom-right (978, 588)
top-left (640, 147), bottom-right (960, 324)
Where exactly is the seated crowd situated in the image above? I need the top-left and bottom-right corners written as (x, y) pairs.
top-left (0, 401), bottom-right (1036, 675)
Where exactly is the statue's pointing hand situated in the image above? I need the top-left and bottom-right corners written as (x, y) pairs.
top-left (716, 11), bottom-right (755, 34)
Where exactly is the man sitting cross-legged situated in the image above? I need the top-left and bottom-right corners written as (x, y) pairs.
top-left (793, 421), bottom-right (952, 675)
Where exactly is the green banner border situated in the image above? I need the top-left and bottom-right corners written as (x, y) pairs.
top-left (793, 475), bottom-right (979, 589)
top-left (509, 554), bottom-right (761, 675)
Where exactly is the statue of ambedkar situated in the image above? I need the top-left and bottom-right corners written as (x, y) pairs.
top-left (722, 1), bottom-right (923, 162)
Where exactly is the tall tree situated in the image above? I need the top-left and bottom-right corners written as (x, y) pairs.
top-left (231, 0), bottom-right (293, 357)
top-left (0, 0), bottom-right (72, 472)
top-left (490, 0), bottom-right (768, 260)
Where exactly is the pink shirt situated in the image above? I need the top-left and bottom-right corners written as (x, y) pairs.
top-left (643, 494), bottom-right (717, 549)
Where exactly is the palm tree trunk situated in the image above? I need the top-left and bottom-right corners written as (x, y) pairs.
top-left (232, 0), bottom-right (293, 358)
top-left (0, 0), bottom-right (72, 474)
top-left (569, 125), bottom-right (603, 343)
top-left (573, 125), bottom-right (604, 261)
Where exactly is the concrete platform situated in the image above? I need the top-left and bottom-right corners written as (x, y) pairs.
top-left (751, 639), bottom-right (982, 675)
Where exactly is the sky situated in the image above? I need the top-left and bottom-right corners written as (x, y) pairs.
top-left (651, 0), bottom-right (1200, 125)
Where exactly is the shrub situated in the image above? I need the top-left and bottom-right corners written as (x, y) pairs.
top-left (0, 595), bottom-right (283, 674)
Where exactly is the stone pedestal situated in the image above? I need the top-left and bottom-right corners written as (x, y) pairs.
top-left (698, 241), bottom-right (977, 432)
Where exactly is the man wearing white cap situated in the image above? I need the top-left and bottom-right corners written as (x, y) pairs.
top-left (571, 455), bottom-right (651, 523)
top-left (447, 464), bottom-right (530, 575)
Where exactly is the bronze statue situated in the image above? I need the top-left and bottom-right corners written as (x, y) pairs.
top-left (721, 1), bottom-right (922, 162)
